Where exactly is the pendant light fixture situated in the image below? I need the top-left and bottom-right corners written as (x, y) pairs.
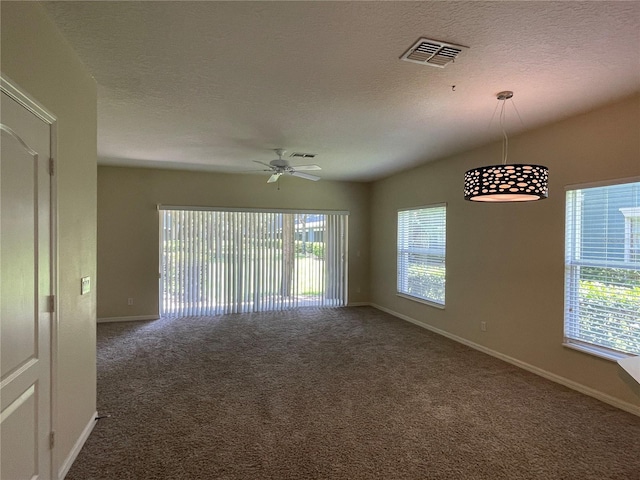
top-left (464, 91), bottom-right (548, 202)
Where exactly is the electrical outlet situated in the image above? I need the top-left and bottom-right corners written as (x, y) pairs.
top-left (480, 321), bottom-right (487, 332)
top-left (127, 298), bottom-right (134, 306)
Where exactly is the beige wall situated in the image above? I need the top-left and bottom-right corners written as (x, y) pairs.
top-left (97, 167), bottom-right (370, 318)
top-left (370, 93), bottom-right (640, 411)
top-left (1, 1), bottom-right (98, 474)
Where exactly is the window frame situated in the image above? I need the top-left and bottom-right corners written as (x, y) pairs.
top-left (563, 177), bottom-right (640, 361)
top-left (396, 203), bottom-right (447, 308)
top-left (620, 207), bottom-right (640, 262)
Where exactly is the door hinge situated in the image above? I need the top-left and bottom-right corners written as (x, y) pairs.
top-left (48, 295), bottom-right (55, 313)
top-left (49, 157), bottom-right (54, 176)
top-left (50, 431), bottom-right (55, 449)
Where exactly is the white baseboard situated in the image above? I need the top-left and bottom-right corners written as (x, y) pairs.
top-left (346, 302), bottom-right (370, 307)
top-left (97, 315), bottom-right (159, 324)
top-left (58, 410), bottom-right (97, 480)
top-left (370, 303), bottom-right (640, 418)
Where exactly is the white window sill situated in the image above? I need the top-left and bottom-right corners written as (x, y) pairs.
top-left (563, 341), bottom-right (631, 362)
top-left (618, 356), bottom-right (640, 384)
top-left (396, 293), bottom-right (445, 310)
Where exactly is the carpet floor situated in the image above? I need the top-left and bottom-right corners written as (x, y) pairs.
top-left (67, 306), bottom-right (640, 480)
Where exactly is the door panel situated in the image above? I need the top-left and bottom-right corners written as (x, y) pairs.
top-left (1, 385), bottom-right (37, 479)
top-left (1, 90), bottom-right (52, 480)
top-left (1, 133), bottom-right (37, 378)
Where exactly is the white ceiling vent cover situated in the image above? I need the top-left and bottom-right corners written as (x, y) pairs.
top-left (400, 38), bottom-right (468, 68)
top-left (290, 152), bottom-right (316, 159)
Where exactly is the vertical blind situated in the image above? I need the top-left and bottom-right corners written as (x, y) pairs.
top-left (564, 180), bottom-right (640, 357)
top-left (397, 204), bottom-right (447, 305)
top-left (159, 208), bottom-right (348, 316)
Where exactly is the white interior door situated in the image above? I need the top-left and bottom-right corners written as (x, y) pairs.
top-left (1, 90), bottom-right (53, 479)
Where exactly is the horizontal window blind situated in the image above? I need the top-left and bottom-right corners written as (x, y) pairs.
top-left (160, 209), bottom-right (347, 316)
top-left (565, 181), bottom-right (640, 356)
top-left (397, 204), bottom-right (446, 305)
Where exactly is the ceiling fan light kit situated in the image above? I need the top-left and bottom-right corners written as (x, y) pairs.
top-left (464, 91), bottom-right (549, 202)
top-left (254, 149), bottom-right (322, 184)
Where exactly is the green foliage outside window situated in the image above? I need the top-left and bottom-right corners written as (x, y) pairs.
top-left (295, 241), bottom-right (324, 259)
top-left (575, 267), bottom-right (640, 355)
top-left (406, 263), bottom-right (445, 304)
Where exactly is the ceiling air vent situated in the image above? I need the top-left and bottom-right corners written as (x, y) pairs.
top-left (289, 152), bottom-right (316, 159)
top-left (400, 38), bottom-right (468, 68)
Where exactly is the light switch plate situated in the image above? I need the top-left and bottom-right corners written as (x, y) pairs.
top-left (81, 276), bottom-right (91, 295)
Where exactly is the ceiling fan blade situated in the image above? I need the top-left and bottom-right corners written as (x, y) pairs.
top-left (292, 164), bottom-right (321, 171)
top-left (290, 171), bottom-right (320, 181)
top-left (253, 160), bottom-right (274, 169)
top-left (267, 172), bottom-right (282, 183)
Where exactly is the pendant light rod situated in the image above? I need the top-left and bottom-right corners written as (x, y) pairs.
top-left (497, 91), bottom-right (513, 165)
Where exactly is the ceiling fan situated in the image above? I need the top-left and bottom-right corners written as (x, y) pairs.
top-left (253, 149), bottom-right (321, 183)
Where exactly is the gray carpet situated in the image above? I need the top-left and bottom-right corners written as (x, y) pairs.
top-left (67, 307), bottom-right (640, 480)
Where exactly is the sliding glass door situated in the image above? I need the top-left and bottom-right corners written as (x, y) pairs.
top-left (159, 208), bottom-right (348, 316)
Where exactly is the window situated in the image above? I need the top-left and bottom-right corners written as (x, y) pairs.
top-left (564, 180), bottom-right (640, 358)
top-left (159, 208), bottom-right (348, 316)
top-left (397, 204), bottom-right (446, 306)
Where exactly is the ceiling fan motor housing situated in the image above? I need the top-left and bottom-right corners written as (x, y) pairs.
top-left (270, 148), bottom-right (290, 169)
top-left (270, 159), bottom-right (289, 168)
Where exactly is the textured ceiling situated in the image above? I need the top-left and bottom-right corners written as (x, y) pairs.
top-left (42, 1), bottom-right (640, 182)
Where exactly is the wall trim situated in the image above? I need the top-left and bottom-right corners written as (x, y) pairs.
top-left (58, 410), bottom-right (97, 480)
top-left (370, 303), bottom-right (640, 418)
top-left (346, 302), bottom-right (370, 307)
top-left (97, 315), bottom-right (159, 324)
